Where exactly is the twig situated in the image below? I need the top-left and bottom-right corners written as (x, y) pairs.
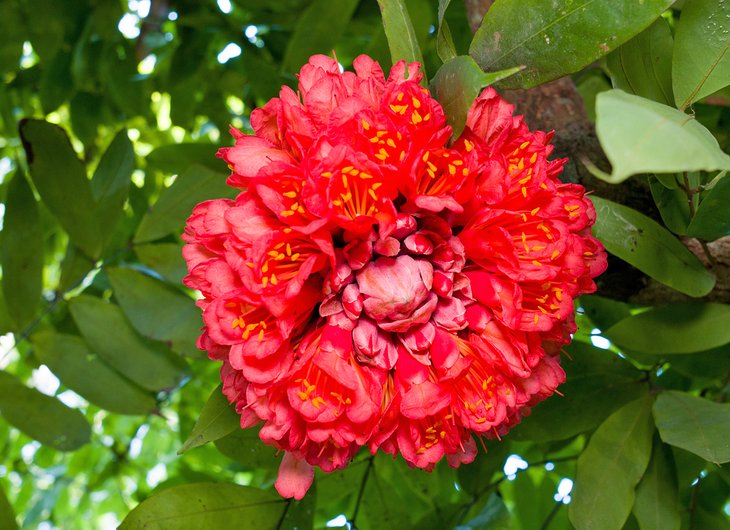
top-left (349, 455), bottom-right (375, 529)
top-left (275, 498), bottom-right (293, 530)
top-left (679, 172), bottom-right (716, 266)
top-left (538, 500), bottom-right (563, 530)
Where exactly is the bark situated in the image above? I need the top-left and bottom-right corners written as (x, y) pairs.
top-left (462, 0), bottom-right (727, 305)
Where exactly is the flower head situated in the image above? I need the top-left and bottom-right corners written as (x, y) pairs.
top-left (183, 54), bottom-right (607, 500)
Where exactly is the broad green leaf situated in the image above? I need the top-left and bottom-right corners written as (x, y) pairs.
top-left (457, 493), bottom-right (511, 530)
top-left (575, 70), bottom-right (613, 123)
top-left (673, 0), bottom-right (730, 110)
top-left (469, 0), bottom-right (673, 90)
top-left (19, 119), bottom-right (102, 258)
top-left (606, 303), bottom-right (730, 354)
top-left (91, 128), bottom-right (133, 243)
top-left (0, 0), bottom-right (23, 75)
top-left (214, 427), bottom-right (280, 470)
top-left (135, 242), bottom-right (188, 284)
top-left (506, 468), bottom-right (563, 530)
top-left (579, 295), bottom-right (633, 330)
top-left (32, 330), bottom-right (156, 415)
top-left (668, 346), bottom-right (730, 380)
top-left (58, 245), bottom-right (95, 292)
top-left (590, 196), bottom-right (715, 297)
top-left (436, 0), bottom-right (456, 62)
top-left (0, 172), bottom-right (43, 330)
top-left (179, 384), bottom-right (239, 453)
top-left (360, 456), bottom-right (417, 529)
top-left (0, 482), bottom-right (17, 530)
top-left (377, 0), bottom-right (425, 79)
top-left (39, 50), bottom-right (74, 113)
top-left (0, 371), bottom-right (91, 451)
top-left (653, 391), bottom-right (730, 464)
top-left (649, 176), bottom-right (690, 235)
top-left (654, 173), bottom-right (680, 189)
top-left (145, 143), bottom-right (221, 175)
top-left (118, 483), bottom-right (287, 530)
top-left (594, 90), bottom-right (730, 183)
top-left (632, 437), bottom-right (680, 530)
top-left (569, 396), bottom-right (654, 530)
top-left (605, 19), bottom-right (674, 106)
top-left (430, 56), bottom-right (522, 137)
top-left (687, 173), bottom-right (730, 241)
top-left (134, 164), bottom-right (233, 244)
top-left (0, 289), bottom-right (12, 340)
top-left (511, 341), bottom-right (645, 442)
top-left (106, 267), bottom-right (200, 352)
top-left (280, 482), bottom-right (315, 530)
top-left (282, 0), bottom-right (359, 72)
top-left (69, 295), bottom-right (185, 392)
top-left (457, 440), bottom-right (510, 496)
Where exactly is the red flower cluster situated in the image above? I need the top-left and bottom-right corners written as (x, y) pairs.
top-left (182, 55), bottom-right (606, 499)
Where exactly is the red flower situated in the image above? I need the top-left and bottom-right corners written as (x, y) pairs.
top-left (182, 55), bottom-right (607, 499)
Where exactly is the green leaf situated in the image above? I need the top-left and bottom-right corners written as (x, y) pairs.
top-left (457, 493), bottom-right (511, 530)
top-left (69, 295), bottom-right (185, 392)
top-left (632, 436), bottom-right (680, 530)
top-left (594, 90), bottom-right (730, 183)
top-left (469, 0), bottom-right (673, 90)
top-left (32, 330), bottom-right (156, 415)
top-left (377, 0), bottom-right (425, 78)
top-left (118, 483), bottom-right (287, 530)
top-left (134, 164), bottom-right (234, 244)
top-left (145, 143), bottom-right (221, 175)
top-left (430, 56), bottom-right (523, 137)
top-left (653, 391), bottom-right (730, 464)
top-left (687, 173), bottom-right (730, 241)
top-left (579, 295), bottom-right (633, 330)
top-left (0, 172), bottom-right (43, 330)
top-left (457, 440), bottom-right (510, 496)
top-left (282, 0), bottom-right (359, 72)
top-left (589, 196), bottom-right (715, 297)
top-left (673, 0), bottom-right (730, 110)
top-left (214, 426), bottom-right (280, 470)
top-left (91, 128), bottom-right (133, 244)
top-left (575, 70), bottom-right (613, 123)
top-left (135, 243), bottom-right (188, 284)
top-left (58, 245), bottom-right (95, 292)
top-left (649, 176), bottom-right (690, 235)
top-left (19, 119), bottom-right (103, 258)
top-left (280, 481), bottom-right (315, 530)
top-left (0, 370), bottom-right (91, 452)
top-left (0, 0), bottom-right (24, 75)
top-left (0, 481), bottom-right (18, 530)
top-left (436, 0), bottom-right (456, 62)
top-left (106, 267), bottom-right (200, 353)
top-left (569, 396), bottom-right (655, 530)
top-left (605, 19), bottom-right (674, 106)
top-left (39, 50), bottom-right (74, 113)
top-left (179, 385), bottom-right (239, 454)
top-left (511, 341), bottom-right (645, 442)
top-left (605, 303), bottom-right (730, 354)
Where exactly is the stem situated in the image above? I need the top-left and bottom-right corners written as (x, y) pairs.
top-left (349, 455), bottom-right (374, 529)
top-left (455, 454), bottom-right (579, 526)
top-left (681, 172), bottom-right (697, 218)
top-left (679, 173), bottom-right (716, 266)
top-left (688, 479), bottom-right (700, 530)
top-left (538, 501), bottom-right (563, 530)
top-left (276, 499), bottom-right (292, 530)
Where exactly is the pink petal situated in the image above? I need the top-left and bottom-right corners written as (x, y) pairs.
top-left (275, 452), bottom-right (314, 500)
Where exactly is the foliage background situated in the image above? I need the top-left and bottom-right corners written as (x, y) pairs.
top-left (0, 0), bottom-right (729, 528)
